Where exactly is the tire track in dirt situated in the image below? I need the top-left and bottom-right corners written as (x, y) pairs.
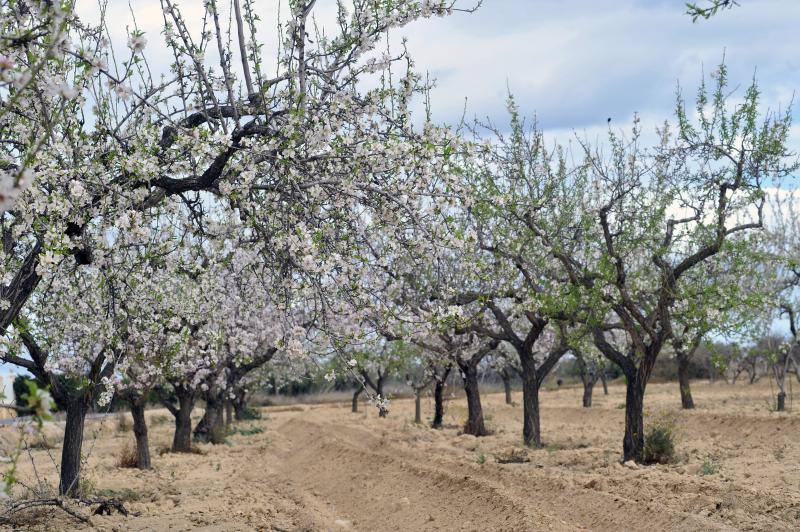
top-left (271, 412), bottom-right (800, 531)
top-left (271, 417), bottom-right (567, 531)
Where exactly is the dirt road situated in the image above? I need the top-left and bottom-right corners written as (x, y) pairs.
top-left (6, 380), bottom-right (800, 530)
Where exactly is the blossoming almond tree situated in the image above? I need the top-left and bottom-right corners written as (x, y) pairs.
top-left (538, 68), bottom-right (795, 462)
top-left (0, 0), bottom-right (471, 360)
top-left (4, 219), bottom-right (178, 496)
top-left (457, 98), bottom-right (594, 446)
top-left (1, 0), bottom-right (476, 497)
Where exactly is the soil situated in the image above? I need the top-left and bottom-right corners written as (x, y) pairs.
top-left (3, 380), bottom-right (799, 531)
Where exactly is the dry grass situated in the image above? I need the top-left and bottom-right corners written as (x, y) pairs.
top-left (115, 413), bottom-right (132, 433)
top-left (24, 436), bottom-right (58, 451)
top-left (495, 447), bottom-right (530, 464)
top-left (116, 443), bottom-right (138, 468)
top-left (149, 414), bottom-right (170, 426)
top-left (156, 444), bottom-right (206, 456)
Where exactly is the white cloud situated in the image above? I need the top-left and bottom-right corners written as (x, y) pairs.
top-left (75, 0), bottom-right (800, 143)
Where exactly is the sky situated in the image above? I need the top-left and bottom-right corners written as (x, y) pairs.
top-left (84, 0), bottom-right (800, 141)
top-left (400, 0), bottom-right (800, 143)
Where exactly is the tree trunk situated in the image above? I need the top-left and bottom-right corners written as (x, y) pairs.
top-left (376, 376), bottom-right (387, 418)
top-left (582, 379), bottom-right (594, 408)
top-left (776, 391), bottom-right (786, 411)
top-left (194, 395), bottom-right (225, 444)
top-left (432, 376), bottom-right (446, 429)
top-left (351, 388), bottom-right (361, 413)
top-left (130, 399), bottom-right (151, 470)
top-left (414, 390), bottom-right (422, 424)
top-left (233, 389), bottom-right (247, 420)
top-left (623, 376), bottom-right (646, 463)
top-left (520, 368), bottom-right (542, 447)
top-left (501, 370), bottom-right (513, 404)
top-left (59, 399), bottom-right (88, 497)
top-left (600, 372), bottom-right (609, 395)
top-left (677, 351), bottom-right (695, 409)
top-left (576, 355), bottom-right (595, 408)
top-left (224, 400), bottom-right (233, 427)
top-left (461, 364), bottom-right (487, 436)
top-left (172, 389), bottom-right (194, 453)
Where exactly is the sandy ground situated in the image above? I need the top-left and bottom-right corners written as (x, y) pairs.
top-left (3, 380), bottom-right (800, 531)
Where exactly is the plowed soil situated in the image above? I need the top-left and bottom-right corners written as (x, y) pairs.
top-left (5, 380), bottom-right (800, 531)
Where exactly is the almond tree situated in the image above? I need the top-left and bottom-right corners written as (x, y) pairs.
top-left (461, 306), bottom-right (571, 446)
top-left (459, 99), bottom-right (595, 446)
top-left (540, 68), bottom-right (794, 462)
top-left (190, 246), bottom-right (303, 443)
top-left (409, 331), bottom-right (498, 435)
top-left (754, 336), bottom-right (797, 411)
top-left (0, 0), bottom-right (470, 365)
top-left (669, 246), bottom-right (771, 408)
top-left (1, 0), bottom-right (474, 494)
top-left (4, 222), bottom-right (176, 495)
top-left (571, 342), bottom-right (609, 408)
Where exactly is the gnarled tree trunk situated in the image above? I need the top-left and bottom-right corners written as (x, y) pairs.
top-left (600, 372), bottom-right (609, 395)
top-left (575, 353), bottom-right (598, 408)
top-left (460, 363), bottom-right (487, 436)
top-left (414, 390), bottom-right (422, 424)
top-left (623, 375), bottom-right (646, 462)
top-left (233, 388), bottom-right (247, 420)
top-left (582, 379), bottom-right (594, 408)
top-left (194, 394), bottom-right (225, 444)
top-left (520, 368), bottom-right (542, 447)
top-left (351, 387), bottom-right (362, 413)
top-left (171, 388), bottom-right (195, 453)
top-left (431, 366), bottom-right (450, 429)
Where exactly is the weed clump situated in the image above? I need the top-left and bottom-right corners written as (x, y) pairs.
top-left (116, 444), bottom-right (139, 468)
top-left (495, 448), bottom-right (530, 464)
top-left (643, 417), bottom-right (677, 464)
top-left (239, 407), bottom-right (262, 420)
top-left (699, 456), bottom-right (720, 476)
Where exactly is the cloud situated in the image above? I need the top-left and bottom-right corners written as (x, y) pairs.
top-left (75, 0), bottom-right (799, 142)
top-left (394, 0), bottom-right (800, 137)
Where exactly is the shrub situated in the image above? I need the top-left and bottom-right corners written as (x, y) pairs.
top-left (545, 443), bottom-right (562, 453)
top-left (117, 443), bottom-right (139, 468)
top-left (94, 487), bottom-right (142, 502)
top-left (239, 407), bottom-right (262, 420)
top-left (643, 418), bottom-right (676, 464)
top-left (699, 456), bottom-right (720, 476)
top-left (230, 426), bottom-right (263, 436)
